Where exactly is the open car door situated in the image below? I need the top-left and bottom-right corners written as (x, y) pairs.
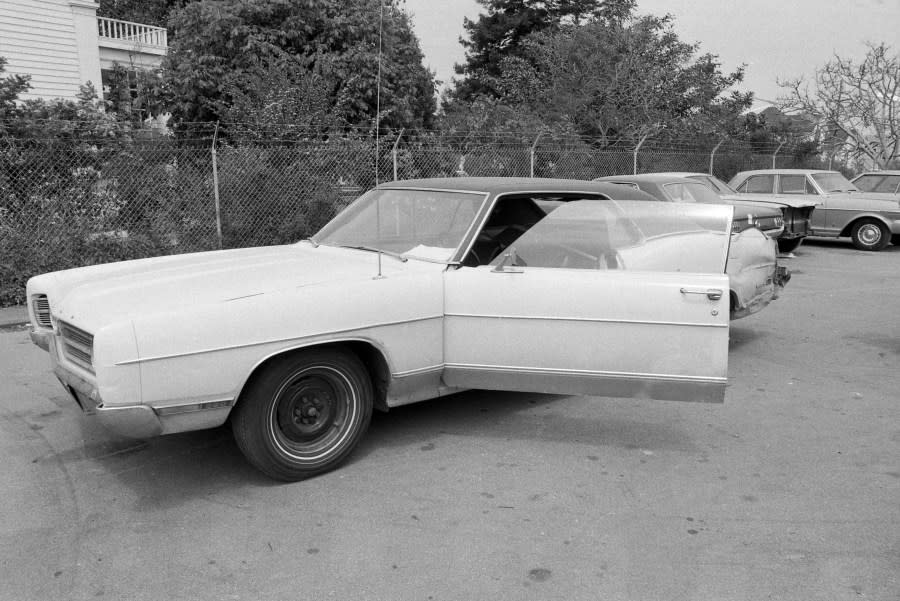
top-left (443, 200), bottom-right (732, 403)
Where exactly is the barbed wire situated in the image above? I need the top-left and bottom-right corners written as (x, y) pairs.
top-left (0, 119), bottom-right (844, 153)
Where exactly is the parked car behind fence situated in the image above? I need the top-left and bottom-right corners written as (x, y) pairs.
top-left (729, 169), bottom-right (900, 251)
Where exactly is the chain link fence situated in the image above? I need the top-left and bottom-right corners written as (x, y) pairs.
top-left (0, 125), bottom-right (836, 306)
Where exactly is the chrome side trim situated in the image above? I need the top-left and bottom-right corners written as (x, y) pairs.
top-left (823, 207), bottom-right (900, 215)
top-left (444, 313), bottom-right (729, 328)
top-left (154, 399), bottom-right (234, 416)
top-left (445, 363), bottom-right (726, 383)
top-left (392, 364), bottom-right (443, 378)
top-left (116, 314), bottom-right (444, 365)
top-left (443, 364), bottom-right (726, 403)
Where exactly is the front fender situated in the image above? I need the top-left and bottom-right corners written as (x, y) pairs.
top-left (839, 213), bottom-right (900, 236)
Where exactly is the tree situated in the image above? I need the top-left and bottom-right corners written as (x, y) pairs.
top-left (161, 0), bottom-right (436, 130)
top-left (97, 0), bottom-right (187, 28)
top-left (0, 57), bottom-right (30, 123)
top-left (780, 43), bottom-right (900, 169)
top-left (485, 14), bottom-right (750, 144)
top-left (453, 0), bottom-right (630, 101)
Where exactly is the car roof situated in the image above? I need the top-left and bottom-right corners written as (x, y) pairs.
top-left (654, 171), bottom-right (712, 179)
top-left (733, 169), bottom-right (839, 176)
top-left (853, 170), bottom-right (900, 176)
top-left (379, 177), bottom-right (657, 200)
top-left (594, 173), bottom-right (697, 184)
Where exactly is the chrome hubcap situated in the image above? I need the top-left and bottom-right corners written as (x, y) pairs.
top-left (859, 225), bottom-right (881, 245)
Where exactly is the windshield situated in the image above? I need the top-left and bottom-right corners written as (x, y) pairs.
top-left (313, 188), bottom-right (485, 262)
top-left (811, 172), bottom-right (858, 193)
top-left (489, 200), bottom-right (732, 274)
top-left (663, 181), bottom-right (725, 204)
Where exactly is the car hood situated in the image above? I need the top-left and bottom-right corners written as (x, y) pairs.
top-left (31, 243), bottom-right (424, 331)
top-left (722, 193), bottom-right (819, 209)
top-left (723, 199), bottom-right (782, 217)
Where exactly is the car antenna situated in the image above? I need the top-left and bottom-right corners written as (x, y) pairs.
top-left (373, 1), bottom-right (386, 280)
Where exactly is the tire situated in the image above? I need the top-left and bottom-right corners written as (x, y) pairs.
top-left (850, 219), bottom-right (890, 251)
top-left (891, 234), bottom-right (900, 247)
top-left (232, 349), bottom-right (374, 481)
top-left (777, 237), bottom-right (804, 253)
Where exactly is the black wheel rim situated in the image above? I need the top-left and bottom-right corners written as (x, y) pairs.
top-left (267, 366), bottom-right (358, 462)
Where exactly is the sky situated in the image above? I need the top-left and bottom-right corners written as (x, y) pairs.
top-left (401, 0), bottom-right (900, 103)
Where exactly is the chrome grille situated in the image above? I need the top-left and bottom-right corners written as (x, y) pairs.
top-left (58, 321), bottom-right (94, 373)
top-left (32, 295), bottom-right (52, 327)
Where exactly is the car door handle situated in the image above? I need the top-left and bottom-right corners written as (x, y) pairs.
top-left (680, 287), bottom-right (724, 301)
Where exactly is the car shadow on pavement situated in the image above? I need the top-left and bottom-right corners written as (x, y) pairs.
top-left (72, 425), bottom-right (279, 507)
top-left (359, 389), bottom-right (701, 458)
top-left (729, 325), bottom-right (765, 350)
top-left (82, 390), bottom-right (702, 496)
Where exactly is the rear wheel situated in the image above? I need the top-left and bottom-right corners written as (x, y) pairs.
top-left (850, 219), bottom-right (890, 251)
top-left (776, 237), bottom-right (804, 253)
top-left (232, 349), bottom-right (373, 481)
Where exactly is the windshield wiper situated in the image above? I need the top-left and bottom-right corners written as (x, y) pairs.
top-left (337, 245), bottom-right (408, 262)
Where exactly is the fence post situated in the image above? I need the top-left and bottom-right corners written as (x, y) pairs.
top-left (772, 141), bottom-right (785, 169)
top-left (633, 133), bottom-right (649, 175)
top-left (211, 122), bottom-right (223, 250)
top-left (392, 128), bottom-right (404, 182)
top-left (709, 138), bottom-right (725, 175)
top-left (530, 131), bottom-right (544, 177)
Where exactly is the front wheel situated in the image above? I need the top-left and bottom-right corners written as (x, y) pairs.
top-left (850, 219), bottom-right (890, 251)
top-left (232, 349), bottom-right (374, 481)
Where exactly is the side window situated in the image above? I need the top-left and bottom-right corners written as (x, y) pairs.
top-left (463, 194), bottom-right (605, 267)
top-left (805, 177), bottom-right (819, 194)
top-left (487, 201), bottom-right (732, 273)
top-left (742, 175), bottom-right (774, 193)
top-left (664, 183), bottom-right (691, 202)
top-left (610, 182), bottom-right (641, 190)
top-left (778, 175), bottom-right (807, 194)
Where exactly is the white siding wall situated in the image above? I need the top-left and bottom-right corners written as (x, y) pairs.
top-left (0, 0), bottom-right (101, 101)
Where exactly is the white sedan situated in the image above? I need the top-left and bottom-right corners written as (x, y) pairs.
top-left (28, 178), bottom-right (742, 480)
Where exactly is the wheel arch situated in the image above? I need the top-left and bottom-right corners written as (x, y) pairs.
top-left (231, 339), bottom-right (393, 417)
top-left (729, 289), bottom-right (739, 320)
top-left (839, 214), bottom-right (891, 238)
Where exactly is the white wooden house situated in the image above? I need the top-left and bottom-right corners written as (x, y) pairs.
top-left (0, 0), bottom-right (166, 101)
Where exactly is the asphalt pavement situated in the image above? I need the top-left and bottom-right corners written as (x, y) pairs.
top-left (0, 305), bottom-right (28, 329)
top-left (1, 238), bottom-right (898, 601)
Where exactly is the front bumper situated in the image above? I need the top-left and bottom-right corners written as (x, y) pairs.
top-left (55, 366), bottom-right (162, 438)
top-left (45, 330), bottom-right (163, 439)
top-left (30, 329), bottom-right (51, 351)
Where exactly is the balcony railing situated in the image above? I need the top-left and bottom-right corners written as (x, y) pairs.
top-left (97, 17), bottom-right (167, 48)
